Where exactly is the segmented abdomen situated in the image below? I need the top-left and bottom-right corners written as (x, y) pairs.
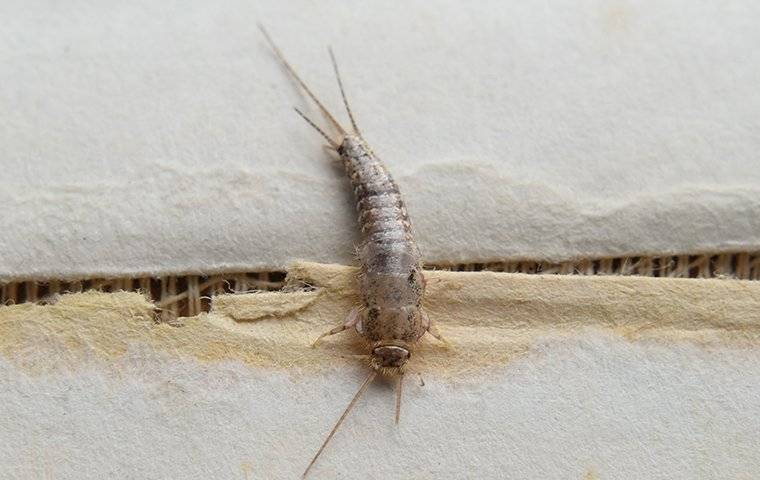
top-left (338, 135), bottom-right (426, 343)
top-left (339, 136), bottom-right (419, 270)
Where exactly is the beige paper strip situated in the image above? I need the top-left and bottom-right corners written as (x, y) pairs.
top-left (2, 262), bottom-right (759, 377)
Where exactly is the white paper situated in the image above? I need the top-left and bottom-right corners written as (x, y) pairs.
top-left (2, 332), bottom-right (759, 479)
top-left (2, 1), bottom-right (759, 281)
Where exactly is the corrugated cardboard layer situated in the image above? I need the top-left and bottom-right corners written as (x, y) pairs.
top-left (3, 262), bottom-right (759, 376)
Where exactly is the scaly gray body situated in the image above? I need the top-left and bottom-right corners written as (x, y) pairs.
top-left (339, 135), bottom-right (427, 369)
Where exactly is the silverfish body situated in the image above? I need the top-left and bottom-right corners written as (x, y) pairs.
top-left (259, 26), bottom-right (446, 477)
top-left (339, 134), bottom-right (432, 369)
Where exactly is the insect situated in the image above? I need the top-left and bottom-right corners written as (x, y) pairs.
top-left (258, 26), bottom-right (447, 477)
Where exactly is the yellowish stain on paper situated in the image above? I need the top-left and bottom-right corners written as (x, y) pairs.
top-left (602, 2), bottom-right (634, 32)
top-left (1, 262), bottom-right (760, 377)
top-left (240, 461), bottom-right (254, 480)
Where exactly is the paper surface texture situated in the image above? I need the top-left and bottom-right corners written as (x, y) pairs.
top-left (2, 263), bottom-right (760, 479)
top-left (2, 1), bottom-right (760, 281)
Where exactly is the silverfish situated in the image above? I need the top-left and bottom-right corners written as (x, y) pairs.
top-left (259, 25), bottom-right (447, 477)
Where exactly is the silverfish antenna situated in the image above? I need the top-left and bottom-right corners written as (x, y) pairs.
top-left (328, 46), bottom-right (361, 136)
top-left (294, 107), bottom-right (338, 149)
top-left (257, 24), bottom-right (346, 138)
top-left (303, 370), bottom-right (378, 478)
